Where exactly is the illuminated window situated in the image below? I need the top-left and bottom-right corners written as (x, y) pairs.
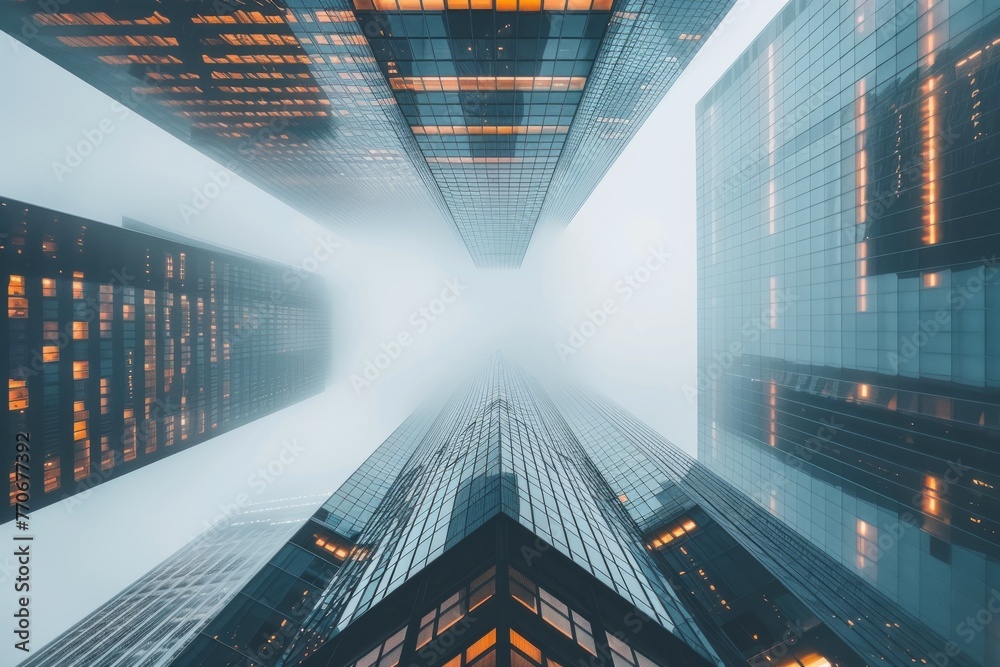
top-left (8, 275), bottom-right (27, 316)
top-left (648, 517), bottom-right (698, 549)
top-left (412, 125), bottom-right (569, 135)
top-left (73, 321), bottom-right (89, 340)
top-left (313, 534), bottom-right (353, 561)
top-left (41, 234), bottom-right (57, 255)
top-left (855, 519), bottom-right (878, 575)
top-left (509, 568), bottom-right (595, 655)
top-left (8, 379), bottom-right (28, 411)
top-left (618, 493), bottom-right (629, 503)
top-left (43, 457), bottom-right (60, 493)
top-left (465, 629), bottom-right (496, 662)
top-left (362, 0), bottom-right (613, 8)
top-left (165, 253), bottom-right (174, 278)
top-left (42, 346), bottom-right (59, 363)
top-left (73, 271), bottom-right (84, 299)
top-left (100, 377), bottom-right (110, 414)
top-left (8, 297), bottom-right (28, 318)
top-left (511, 629), bottom-right (542, 663)
top-left (416, 567), bottom-right (495, 650)
top-left (100, 435), bottom-right (114, 471)
top-left (7, 275), bottom-right (25, 296)
top-left (42, 278), bottom-right (56, 297)
top-left (390, 76), bottom-right (586, 92)
top-left (73, 361), bottom-right (89, 380)
top-left (43, 321), bottom-right (58, 341)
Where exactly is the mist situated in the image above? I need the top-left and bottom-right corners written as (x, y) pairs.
top-left (0, 0), bottom-right (787, 662)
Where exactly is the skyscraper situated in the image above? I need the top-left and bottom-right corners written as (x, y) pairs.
top-left (696, 0), bottom-right (1000, 663)
top-left (2, 197), bottom-right (332, 520)
top-left (19, 495), bottom-right (330, 667)
top-left (0, 0), bottom-right (736, 266)
top-left (159, 355), bottom-right (954, 667)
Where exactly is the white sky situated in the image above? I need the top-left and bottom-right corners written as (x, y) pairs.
top-left (0, 1), bottom-right (787, 662)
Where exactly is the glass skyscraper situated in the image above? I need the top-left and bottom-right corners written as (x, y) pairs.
top-left (0, 0), bottom-right (736, 266)
top-left (696, 0), bottom-right (999, 663)
top-left (151, 354), bottom-right (956, 667)
top-left (2, 197), bottom-right (332, 519)
top-left (20, 495), bottom-right (329, 667)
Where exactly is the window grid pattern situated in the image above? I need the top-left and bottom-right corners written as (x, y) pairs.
top-left (1, 199), bottom-right (332, 519)
top-left (694, 0), bottom-right (1000, 663)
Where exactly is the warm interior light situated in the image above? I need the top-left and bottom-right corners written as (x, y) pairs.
top-left (412, 125), bottom-right (569, 135)
top-left (390, 76), bottom-right (586, 92)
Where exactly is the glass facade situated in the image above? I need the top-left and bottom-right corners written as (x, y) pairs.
top-left (2, 197), bottom-right (332, 519)
top-left (696, 0), bottom-right (1000, 663)
top-left (19, 496), bottom-right (326, 667)
top-left (170, 355), bottom-right (722, 666)
top-left (0, 0), bottom-right (736, 267)
top-left (162, 355), bottom-right (956, 667)
top-left (0, 0), bottom-right (453, 236)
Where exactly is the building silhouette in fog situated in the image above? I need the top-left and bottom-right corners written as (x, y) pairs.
top-left (2, 197), bottom-right (332, 520)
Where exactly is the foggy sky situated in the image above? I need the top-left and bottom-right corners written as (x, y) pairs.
top-left (0, 1), bottom-right (787, 662)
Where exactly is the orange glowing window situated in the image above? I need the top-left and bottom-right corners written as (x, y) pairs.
top-left (390, 76), bottom-right (586, 92)
top-left (510, 629), bottom-right (542, 663)
top-left (43, 458), bottom-right (60, 493)
top-left (73, 361), bottom-right (89, 380)
top-left (8, 275), bottom-right (25, 296)
top-left (314, 535), bottom-right (351, 560)
top-left (859, 384), bottom-right (869, 399)
top-left (42, 346), bottom-right (59, 363)
top-left (466, 629), bottom-right (497, 661)
top-left (618, 493), bottom-right (629, 503)
top-left (42, 278), bottom-right (56, 297)
top-left (73, 271), bottom-right (84, 299)
top-left (923, 272), bottom-right (939, 287)
top-left (8, 379), bottom-right (28, 411)
top-left (412, 125), bottom-right (569, 135)
top-left (7, 297), bottom-right (28, 318)
top-left (72, 321), bottom-right (89, 340)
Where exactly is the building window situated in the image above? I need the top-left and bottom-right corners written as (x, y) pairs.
top-left (417, 567), bottom-right (495, 651)
top-left (8, 275), bottom-right (25, 296)
top-left (509, 568), bottom-right (595, 655)
top-left (42, 278), bottom-right (56, 297)
top-left (72, 271), bottom-right (84, 299)
top-left (648, 518), bottom-right (697, 549)
top-left (42, 346), bottom-right (59, 363)
top-left (73, 361), bottom-right (89, 380)
top-left (8, 276), bottom-right (27, 318)
top-left (605, 632), bottom-right (657, 667)
top-left (43, 457), bottom-right (60, 493)
top-left (41, 234), bottom-right (57, 256)
top-left (8, 379), bottom-right (28, 411)
top-left (350, 626), bottom-right (405, 667)
top-left (72, 321), bottom-right (89, 340)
